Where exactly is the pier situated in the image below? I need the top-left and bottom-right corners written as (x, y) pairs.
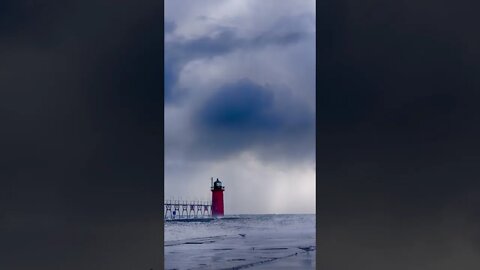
top-left (164, 200), bottom-right (212, 220)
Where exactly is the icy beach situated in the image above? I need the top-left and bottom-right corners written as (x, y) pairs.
top-left (165, 214), bottom-right (315, 269)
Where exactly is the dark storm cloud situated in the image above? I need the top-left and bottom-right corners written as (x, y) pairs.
top-left (188, 79), bottom-right (314, 162)
top-left (317, 0), bottom-right (480, 268)
top-left (198, 79), bottom-right (277, 131)
top-left (0, 1), bottom-right (162, 269)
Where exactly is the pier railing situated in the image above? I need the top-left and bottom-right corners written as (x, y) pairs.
top-left (164, 200), bottom-right (212, 220)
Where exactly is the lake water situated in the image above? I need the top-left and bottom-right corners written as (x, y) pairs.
top-left (164, 214), bottom-right (315, 269)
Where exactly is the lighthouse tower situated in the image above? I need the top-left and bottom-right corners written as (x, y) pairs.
top-left (211, 177), bottom-right (225, 217)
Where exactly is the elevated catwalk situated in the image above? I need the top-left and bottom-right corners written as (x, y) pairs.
top-left (164, 200), bottom-right (212, 221)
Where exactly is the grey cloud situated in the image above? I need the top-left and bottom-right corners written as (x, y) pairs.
top-left (252, 13), bottom-right (315, 46)
top-left (164, 16), bottom-right (313, 103)
top-left (169, 16), bottom-right (312, 55)
top-left (251, 32), bottom-right (307, 47)
top-left (165, 28), bottom-right (239, 103)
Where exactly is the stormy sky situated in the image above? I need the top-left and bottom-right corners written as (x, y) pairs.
top-left (0, 1), bottom-right (162, 269)
top-left (164, 0), bottom-right (316, 214)
top-left (317, 0), bottom-right (480, 269)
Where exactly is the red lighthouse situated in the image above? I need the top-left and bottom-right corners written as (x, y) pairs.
top-left (211, 177), bottom-right (225, 217)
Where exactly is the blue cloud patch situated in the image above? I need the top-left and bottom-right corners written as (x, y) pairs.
top-left (188, 79), bottom-right (314, 161)
top-left (197, 79), bottom-right (280, 131)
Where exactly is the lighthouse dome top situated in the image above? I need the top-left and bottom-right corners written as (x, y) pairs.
top-left (211, 178), bottom-right (225, 191)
